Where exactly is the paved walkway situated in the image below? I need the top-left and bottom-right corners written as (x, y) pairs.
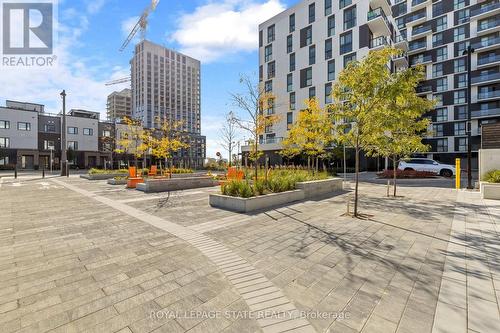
top-left (0, 175), bottom-right (498, 333)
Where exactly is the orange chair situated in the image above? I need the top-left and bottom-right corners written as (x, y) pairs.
top-left (128, 166), bottom-right (137, 178)
top-left (127, 166), bottom-right (144, 188)
top-left (148, 165), bottom-right (157, 176)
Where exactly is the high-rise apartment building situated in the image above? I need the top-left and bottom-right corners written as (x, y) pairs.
top-left (131, 40), bottom-right (206, 166)
top-left (255, 0), bottom-right (499, 167)
top-left (106, 88), bottom-right (132, 121)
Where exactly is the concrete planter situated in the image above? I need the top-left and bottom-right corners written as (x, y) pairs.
top-left (209, 190), bottom-right (305, 213)
top-left (210, 178), bottom-right (343, 213)
top-left (107, 178), bottom-right (128, 185)
top-left (296, 178), bottom-right (343, 198)
top-left (80, 173), bottom-right (127, 180)
top-left (480, 182), bottom-right (500, 200)
top-left (136, 176), bottom-right (218, 193)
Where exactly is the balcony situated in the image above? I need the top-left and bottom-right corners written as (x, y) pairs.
top-left (370, 36), bottom-right (390, 49)
top-left (470, 1), bottom-right (500, 21)
top-left (471, 72), bottom-right (500, 85)
top-left (477, 19), bottom-right (500, 36)
top-left (408, 40), bottom-right (427, 54)
top-left (416, 85), bottom-right (433, 94)
top-left (411, 0), bottom-right (431, 11)
top-left (394, 35), bottom-right (409, 51)
top-left (473, 36), bottom-right (500, 52)
top-left (367, 7), bottom-right (391, 36)
top-left (370, 0), bottom-right (392, 16)
top-left (477, 54), bottom-right (500, 68)
top-left (410, 54), bottom-right (432, 66)
top-left (405, 10), bottom-right (427, 27)
top-left (478, 90), bottom-right (500, 100)
top-left (412, 24), bottom-right (433, 38)
top-left (472, 108), bottom-right (500, 118)
top-left (393, 52), bottom-right (409, 68)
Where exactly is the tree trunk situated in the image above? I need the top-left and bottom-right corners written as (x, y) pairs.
top-left (254, 141), bottom-right (258, 182)
top-left (228, 143), bottom-right (232, 167)
top-left (354, 147), bottom-right (360, 217)
top-left (393, 156), bottom-right (398, 197)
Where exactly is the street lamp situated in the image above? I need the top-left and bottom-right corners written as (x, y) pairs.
top-left (462, 45), bottom-right (474, 189)
top-left (60, 90), bottom-right (67, 176)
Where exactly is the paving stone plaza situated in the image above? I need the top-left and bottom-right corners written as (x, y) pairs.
top-left (0, 175), bottom-right (499, 333)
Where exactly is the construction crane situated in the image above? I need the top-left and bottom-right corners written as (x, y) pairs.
top-left (119, 0), bottom-right (160, 52)
top-left (105, 77), bottom-right (131, 86)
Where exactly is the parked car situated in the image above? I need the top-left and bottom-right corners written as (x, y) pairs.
top-left (398, 158), bottom-right (456, 177)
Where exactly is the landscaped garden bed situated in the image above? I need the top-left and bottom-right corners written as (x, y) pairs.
top-left (376, 169), bottom-right (438, 179)
top-left (136, 176), bottom-right (218, 193)
top-left (107, 176), bottom-right (128, 185)
top-left (80, 168), bottom-right (129, 180)
top-left (481, 170), bottom-right (500, 200)
top-left (209, 169), bottom-right (342, 212)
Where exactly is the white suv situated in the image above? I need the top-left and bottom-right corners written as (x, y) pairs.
top-left (398, 158), bottom-right (456, 178)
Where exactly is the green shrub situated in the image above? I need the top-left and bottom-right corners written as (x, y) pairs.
top-left (254, 179), bottom-right (267, 195)
top-left (221, 181), bottom-right (254, 198)
top-left (484, 170), bottom-right (500, 183)
top-left (171, 168), bottom-right (193, 174)
top-left (89, 168), bottom-right (128, 175)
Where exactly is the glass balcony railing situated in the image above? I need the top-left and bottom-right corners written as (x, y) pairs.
top-left (258, 137), bottom-right (283, 145)
top-left (416, 85), bottom-right (432, 93)
top-left (478, 90), bottom-right (500, 99)
top-left (394, 35), bottom-right (407, 43)
top-left (478, 19), bottom-right (500, 32)
top-left (473, 37), bottom-right (500, 49)
top-left (472, 108), bottom-right (500, 118)
top-left (412, 0), bottom-right (428, 7)
top-left (471, 1), bottom-right (500, 17)
top-left (367, 7), bottom-right (390, 27)
top-left (411, 54), bottom-right (432, 65)
top-left (370, 36), bottom-right (389, 48)
top-left (412, 24), bottom-right (432, 36)
top-left (409, 41), bottom-right (426, 51)
top-left (406, 10), bottom-right (427, 23)
top-left (478, 54), bottom-right (500, 66)
top-left (471, 72), bottom-right (500, 84)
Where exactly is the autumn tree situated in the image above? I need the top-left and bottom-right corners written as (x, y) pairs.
top-left (115, 117), bottom-right (149, 171)
top-left (366, 65), bottom-right (434, 197)
top-left (281, 98), bottom-right (335, 172)
top-left (219, 111), bottom-right (238, 167)
top-left (330, 47), bottom-right (399, 217)
top-left (230, 74), bottom-right (279, 181)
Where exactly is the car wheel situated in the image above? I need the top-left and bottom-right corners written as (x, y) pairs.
top-left (440, 169), bottom-right (453, 178)
top-left (404, 168), bottom-right (414, 171)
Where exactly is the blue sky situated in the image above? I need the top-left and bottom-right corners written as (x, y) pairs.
top-left (0, 0), bottom-right (297, 158)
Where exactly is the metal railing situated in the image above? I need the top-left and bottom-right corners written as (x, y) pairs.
top-left (478, 54), bottom-right (500, 66)
top-left (472, 108), bottom-right (500, 118)
top-left (478, 90), bottom-right (500, 99)
top-left (471, 72), bottom-right (500, 84)
top-left (473, 37), bottom-right (500, 49)
top-left (412, 24), bottom-right (432, 36)
top-left (367, 7), bottom-right (390, 28)
top-left (471, 1), bottom-right (500, 17)
top-left (370, 36), bottom-right (389, 48)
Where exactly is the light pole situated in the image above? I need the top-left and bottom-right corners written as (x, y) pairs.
top-left (50, 147), bottom-right (53, 173)
top-left (463, 45), bottom-right (474, 189)
top-left (60, 90), bottom-right (67, 176)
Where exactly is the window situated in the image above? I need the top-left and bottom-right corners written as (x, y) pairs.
top-left (340, 31), bottom-right (352, 55)
top-left (309, 87), bottom-right (316, 99)
top-left (343, 6), bottom-right (356, 30)
top-left (289, 14), bottom-right (295, 32)
top-left (287, 112), bottom-right (293, 130)
top-left (287, 35), bottom-right (293, 53)
top-left (436, 108), bottom-right (448, 122)
top-left (454, 26), bottom-right (466, 42)
top-left (267, 61), bottom-right (275, 79)
top-left (289, 53), bottom-right (296, 72)
top-left (328, 60), bottom-right (335, 81)
top-left (456, 41), bottom-right (469, 56)
top-left (436, 47), bottom-right (447, 62)
top-left (457, 73), bottom-right (467, 88)
top-left (267, 25), bottom-right (275, 43)
top-left (68, 127), bottom-right (78, 134)
top-left (309, 3), bottom-right (315, 23)
top-left (287, 73), bottom-right (293, 92)
top-left (436, 16), bottom-right (447, 32)
top-left (267, 98), bottom-right (275, 115)
top-left (102, 130), bottom-right (111, 137)
top-left (325, 39), bottom-right (333, 60)
top-left (264, 45), bottom-right (272, 62)
top-left (456, 106), bottom-right (467, 120)
top-left (265, 80), bottom-right (272, 93)
top-left (0, 120), bottom-right (9, 129)
top-left (0, 137), bottom-right (9, 148)
top-left (0, 156), bottom-right (9, 166)
top-left (300, 26), bottom-right (313, 47)
top-left (455, 122), bottom-right (466, 135)
top-left (433, 33), bottom-right (444, 47)
top-left (344, 53), bottom-right (356, 68)
top-left (325, 0), bottom-right (332, 16)
top-left (83, 128), bottom-right (93, 136)
top-left (454, 90), bottom-right (466, 104)
top-left (17, 122), bottom-right (31, 131)
top-left (432, 63), bottom-right (443, 77)
top-left (327, 15), bottom-right (335, 37)
top-left (44, 124), bottom-right (55, 132)
top-left (454, 0), bottom-right (466, 10)
top-left (68, 141), bottom-right (78, 150)
top-left (434, 94), bottom-right (443, 106)
top-left (259, 65), bottom-right (263, 81)
top-left (43, 140), bottom-right (55, 150)
top-left (434, 124), bottom-right (444, 137)
top-left (436, 78), bottom-right (448, 92)
top-left (309, 45), bottom-right (316, 65)
top-left (289, 92), bottom-right (296, 110)
top-left (339, 0), bottom-right (351, 9)
top-left (457, 9), bottom-right (469, 24)
top-left (305, 67), bottom-right (312, 86)
top-left (454, 58), bottom-right (466, 72)
top-left (458, 137), bottom-right (468, 152)
top-left (437, 138), bottom-right (448, 152)
top-left (325, 83), bottom-right (333, 104)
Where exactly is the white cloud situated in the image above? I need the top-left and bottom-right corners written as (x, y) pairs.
top-left (86, 0), bottom-right (108, 14)
top-left (169, 0), bottom-right (285, 62)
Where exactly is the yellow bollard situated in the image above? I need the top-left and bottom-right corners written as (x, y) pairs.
top-left (455, 158), bottom-right (461, 190)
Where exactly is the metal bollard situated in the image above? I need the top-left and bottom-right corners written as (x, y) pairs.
top-left (455, 158), bottom-right (461, 190)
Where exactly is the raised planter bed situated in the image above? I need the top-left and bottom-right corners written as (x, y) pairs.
top-left (210, 178), bottom-right (343, 213)
top-left (480, 182), bottom-right (500, 200)
top-left (107, 178), bottom-right (128, 185)
top-left (136, 176), bottom-right (218, 193)
top-left (80, 173), bottom-right (127, 180)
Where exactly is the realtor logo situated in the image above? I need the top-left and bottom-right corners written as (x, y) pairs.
top-left (2, 1), bottom-right (53, 54)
